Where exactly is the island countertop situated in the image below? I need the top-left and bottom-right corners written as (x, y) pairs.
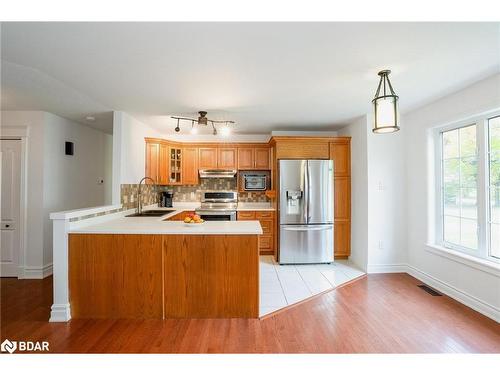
top-left (69, 207), bottom-right (263, 235)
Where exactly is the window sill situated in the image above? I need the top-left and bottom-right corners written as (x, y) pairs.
top-left (426, 244), bottom-right (500, 277)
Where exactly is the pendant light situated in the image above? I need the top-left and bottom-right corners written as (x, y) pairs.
top-left (372, 70), bottom-right (400, 134)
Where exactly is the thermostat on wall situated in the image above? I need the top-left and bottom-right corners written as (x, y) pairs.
top-left (65, 141), bottom-right (74, 155)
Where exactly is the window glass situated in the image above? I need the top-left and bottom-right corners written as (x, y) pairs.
top-left (442, 124), bottom-right (478, 250)
top-left (488, 116), bottom-right (500, 258)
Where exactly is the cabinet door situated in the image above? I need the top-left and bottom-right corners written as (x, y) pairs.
top-left (158, 144), bottom-right (169, 184)
top-left (182, 148), bottom-right (199, 185)
top-left (198, 148), bottom-right (218, 169)
top-left (254, 148), bottom-right (270, 170)
top-left (238, 148), bottom-right (255, 169)
top-left (334, 177), bottom-right (351, 220)
top-left (330, 141), bottom-right (351, 176)
top-left (218, 148), bottom-right (237, 169)
top-left (145, 142), bottom-right (159, 183)
top-left (334, 221), bottom-right (350, 258)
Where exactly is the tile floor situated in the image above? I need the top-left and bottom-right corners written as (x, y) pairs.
top-left (259, 255), bottom-right (366, 316)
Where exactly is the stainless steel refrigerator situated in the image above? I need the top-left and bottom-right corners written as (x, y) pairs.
top-left (278, 160), bottom-right (334, 264)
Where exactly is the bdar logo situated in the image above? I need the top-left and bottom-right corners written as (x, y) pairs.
top-left (1, 339), bottom-right (17, 354)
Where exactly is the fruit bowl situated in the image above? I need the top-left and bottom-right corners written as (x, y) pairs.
top-left (183, 213), bottom-right (205, 225)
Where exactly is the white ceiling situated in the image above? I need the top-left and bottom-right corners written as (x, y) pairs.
top-left (1, 22), bottom-right (499, 135)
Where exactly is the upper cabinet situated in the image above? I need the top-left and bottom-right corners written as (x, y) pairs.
top-left (329, 139), bottom-right (351, 176)
top-left (254, 148), bottom-right (270, 169)
top-left (198, 148), bottom-right (218, 169)
top-left (238, 148), bottom-right (254, 169)
top-left (272, 138), bottom-right (330, 159)
top-left (182, 147), bottom-right (199, 185)
top-left (145, 140), bottom-right (272, 185)
top-left (145, 142), bottom-right (160, 183)
top-left (218, 148), bottom-right (237, 169)
top-left (237, 147), bottom-right (270, 170)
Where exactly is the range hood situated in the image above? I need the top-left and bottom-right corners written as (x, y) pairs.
top-left (199, 169), bottom-right (237, 178)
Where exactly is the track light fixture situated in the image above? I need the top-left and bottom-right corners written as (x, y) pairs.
top-left (171, 111), bottom-right (235, 136)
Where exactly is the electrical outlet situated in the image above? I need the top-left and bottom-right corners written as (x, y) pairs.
top-left (378, 240), bottom-right (384, 250)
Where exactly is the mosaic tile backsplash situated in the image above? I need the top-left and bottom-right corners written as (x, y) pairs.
top-left (121, 178), bottom-right (269, 209)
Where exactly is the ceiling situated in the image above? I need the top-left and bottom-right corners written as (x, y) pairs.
top-left (1, 22), bottom-right (499, 135)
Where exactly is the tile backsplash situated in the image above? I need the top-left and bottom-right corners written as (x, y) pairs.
top-left (120, 178), bottom-right (269, 208)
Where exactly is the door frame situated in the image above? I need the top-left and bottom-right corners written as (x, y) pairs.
top-left (1, 126), bottom-right (29, 279)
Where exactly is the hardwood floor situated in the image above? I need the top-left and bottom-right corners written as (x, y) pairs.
top-left (1, 274), bottom-right (499, 353)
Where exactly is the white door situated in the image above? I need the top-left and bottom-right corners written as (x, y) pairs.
top-left (1, 139), bottom-right (22, 277)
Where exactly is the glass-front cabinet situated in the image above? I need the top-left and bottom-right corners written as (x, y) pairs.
top-left (169, 147), bottom-right (182, 184)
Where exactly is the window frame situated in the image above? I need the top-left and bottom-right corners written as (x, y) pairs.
top-left (435, 110), bottom-right (500, 264)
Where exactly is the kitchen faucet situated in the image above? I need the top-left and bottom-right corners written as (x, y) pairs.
top-left (137, 176), bottom-right (158, 214)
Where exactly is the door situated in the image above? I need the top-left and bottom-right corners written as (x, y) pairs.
top-left (158, 143), bottom-right (169, 184)
top-left (254, 148), bottom-right (270, 169)
top-left (198, 148), bottom-right (217, 169)
top-left (218, 148), bottom-right (237, 169)
top-left (307, 160), bottom-right (334, 224)
top-left (238, 148), bottom-right (254, 169)
top-left (145, 142), bottom-right (159, 183)
top-left (182, 147), bottom-right (199, 185)
top-left (1, 140), bottom-right (21, 277)
top-left (279, 160), bottom-right (307, 224)
top-left (279, 224), bottom-right (333, 264)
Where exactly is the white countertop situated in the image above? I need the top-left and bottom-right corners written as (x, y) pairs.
top-left (236, 202), bottom-right (275, 211)
top-left (69, 206), bottom-right (263, 235)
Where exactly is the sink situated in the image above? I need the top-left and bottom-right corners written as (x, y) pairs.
top-left (126, 209), bottom-right (176, 217)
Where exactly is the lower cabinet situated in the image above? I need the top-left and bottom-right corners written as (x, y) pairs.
top-left (237, 210), bottom-right (275, 255)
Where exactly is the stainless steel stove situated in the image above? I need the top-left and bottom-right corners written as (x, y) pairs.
top-left (195, 191), bottom-right (238, 221)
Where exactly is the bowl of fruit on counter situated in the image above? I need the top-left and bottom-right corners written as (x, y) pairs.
top-left (183, 213), bottom-right (205, 225)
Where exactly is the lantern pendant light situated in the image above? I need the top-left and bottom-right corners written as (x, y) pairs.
top-left (372, 70), bottom-right (400, 134)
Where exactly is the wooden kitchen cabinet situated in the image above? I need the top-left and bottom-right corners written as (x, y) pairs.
top-left (158, 143), bottom-right (169, 185)
top-left (329, 138), bottom-right (351, 258)
top-left (198, 148), bottom-right (218, 169)
top-left (218, 147), bottom-right (237, 169)
top-left (237, 148), bottom-right (255, 169)
top-left (271, 137), bottom-right (330, 159)
top-left (254, 148), bottom-right (270, 169)
top-left (182, 147), bottom-right (199, 185)
top-left (145, 141), bottom-right (160, 183)
top-left (237, 210), bottom-right (275, 255)
top-left (237, 147), bottom-right (271, 170)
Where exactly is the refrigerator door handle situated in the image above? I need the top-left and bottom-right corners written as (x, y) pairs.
top-left (307, 161), bottom-right (312, 222)
top-left (303, 161), bottom-right (309, 223)
top-left (282, 225), bottom-right (332, 231)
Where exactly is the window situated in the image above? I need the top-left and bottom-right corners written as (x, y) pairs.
top-left (488, 116), bottom-right (500, 259)
top-left (437, 112), bottom-right (500, 263)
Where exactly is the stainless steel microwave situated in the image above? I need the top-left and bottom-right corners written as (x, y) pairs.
top-left (242, 173), bottom-right (267, 191)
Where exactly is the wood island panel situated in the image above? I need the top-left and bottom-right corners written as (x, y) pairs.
top-left (163, 235), bottom-right (259, 318)
top-left (68, 234), bottom-right (164, 319)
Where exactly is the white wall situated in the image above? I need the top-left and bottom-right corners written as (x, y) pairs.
top-left (1, 110), bottom-right (111, 277)
top-left (339, 116), bottom-right (369, 271)
top-left (404, 73), bottom-right (500, 317)
top-left (111, 111), bottom-right (161, 203)
top-left (366, 114), bottom-right (407, 271)
top-left (339, 114), bottom-right (407, 272)
top-left (42, 112), bottom-right (111, 266)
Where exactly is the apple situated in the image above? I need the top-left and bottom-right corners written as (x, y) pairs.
top-left (192, 214), bottom-right (201, 221)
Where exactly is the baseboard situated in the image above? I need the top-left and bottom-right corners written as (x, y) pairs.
top-left (49, 303), bottom-right (71, 322)
top-left (367, 263), bottom-right (408, 273)
top-left (20, 263), bottom-right (53, 279)
top-left (402, 264), bottom-right (500, 323)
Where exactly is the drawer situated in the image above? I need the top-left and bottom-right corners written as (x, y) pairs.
top-left (259, 219), bottom-right (273, 235)
top-left (259, 235), bottom-right (272, 250)
top-left (255, 211), bottom-right (274, 219)
top-left (237, 211), bottom-right (256, 220)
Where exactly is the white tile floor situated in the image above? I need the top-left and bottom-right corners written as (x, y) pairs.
top-left (259, 255), bottom-right (365, 316)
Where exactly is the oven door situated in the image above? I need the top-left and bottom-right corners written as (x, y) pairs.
top-left (244, 176), bottom-right (267, 191)
top-left (196, 210), bottom-right (237, 221)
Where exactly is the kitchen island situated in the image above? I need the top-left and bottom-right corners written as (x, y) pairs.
top-left (58, 207), bottom-right (262, 320)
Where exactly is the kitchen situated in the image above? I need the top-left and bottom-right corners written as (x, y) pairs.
top-left (2, 21), bottom-right (499, 359)
top-left (50, 133), bottom-right (361, 320)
